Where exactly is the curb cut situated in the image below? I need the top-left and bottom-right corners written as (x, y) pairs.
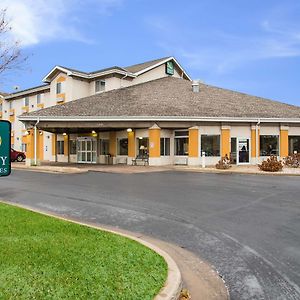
top-left (0, 201), bottom-right (182, 300)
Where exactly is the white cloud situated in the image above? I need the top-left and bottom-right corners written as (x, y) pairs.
top-left (1, 0), bottom-right (122, 46)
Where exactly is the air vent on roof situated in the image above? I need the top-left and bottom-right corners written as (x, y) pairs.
top-left (192, 80), bottom-right (200, 93)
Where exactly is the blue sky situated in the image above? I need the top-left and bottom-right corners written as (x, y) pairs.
top-left (1, 0), bottom-right (300, 105)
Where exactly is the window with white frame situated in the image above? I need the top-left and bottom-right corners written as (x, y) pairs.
top-left (0, 102), bottom-right (2, 111)
top-left (69, 140), bottom-right (77, 155)
top-left (201, 135), bottom-right (220, 157)
top-left (56, 82), bottom-right (63, 94)
top-left (160, 138), bottom-right (170, 156)
top-left (260, 135), bottom-right (279, 156)
top-left (289, 136), bottom-right (300, 155)
top-left (95, 80), bottom-right (105, 93)
top-left (9, 101), bottom-right (13, 109)
top-left (24, 97), bottom-right (29, 107)
top-left (174, 131), bottom-right (189, 156)
top-left (37, 94), bottom-right (41, 104)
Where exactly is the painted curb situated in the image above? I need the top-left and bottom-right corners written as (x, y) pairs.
top-left (0, 201), bottom-right (182, 300)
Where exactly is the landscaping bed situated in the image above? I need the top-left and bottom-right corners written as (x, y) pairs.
top-left (0, 203), bottom-right (167, 299)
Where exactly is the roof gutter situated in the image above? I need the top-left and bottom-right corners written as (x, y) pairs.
top-left (18, 115), bottom-right (300, 124)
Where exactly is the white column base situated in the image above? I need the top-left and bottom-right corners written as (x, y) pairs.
top-left (25, 158), bottom-right (41, 166)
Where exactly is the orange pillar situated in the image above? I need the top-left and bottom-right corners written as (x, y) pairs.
top-left (128, 131), bottom-right (135, 158)
top-left (149, 124), bottom-right (161, 158)
top-left (280, 125), bottom-right (289, 158)
top-left (188, 127), bottom-right (199, 158)
top-left (221, 125), bottom-right (230, 158)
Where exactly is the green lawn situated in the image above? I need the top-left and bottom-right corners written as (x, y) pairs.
top-left (0, 203), bottom-right (167, 300)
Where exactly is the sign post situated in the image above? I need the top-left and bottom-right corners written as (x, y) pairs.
top-left (0, 121), bottom-right (11, 177)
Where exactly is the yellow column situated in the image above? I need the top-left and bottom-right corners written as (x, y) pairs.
top-left (109, 132), bottom-right (116, 156)
top-left (64, 134), bottom-right (69, 156)
top-left (37, 131), bottom-right (44, 161)
top-left (52, 134), bottom-right (57, 157)
top-left (149, 124), bottom-right (161, 158)
top-left (251, 125), bottom-right (260, 158)
top-left (26, 129), bottom-right (34, 160)
top-left (221, 126), bottom-right (230, 157)
top-left (128, 131), bottom-right (135, 158)
top-left (280, 125), bottom-right (289, 158)
top-left (188, 127), bottom-right (199, 157)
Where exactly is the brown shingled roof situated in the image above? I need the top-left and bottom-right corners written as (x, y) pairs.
top-left (124, 57), bottom-right (171, 73)
top-left (22, 77), bottom-right (300, 119)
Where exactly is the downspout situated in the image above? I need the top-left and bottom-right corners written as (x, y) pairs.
top-left (256, 119), bottom-right (261, 164)
top-left (120, 73), bottom-right (128, 88)
top-left (34, 117), bottom-right (40, 166)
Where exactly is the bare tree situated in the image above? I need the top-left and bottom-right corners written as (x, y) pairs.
top-left (0, 8), bottom-right (27, 76)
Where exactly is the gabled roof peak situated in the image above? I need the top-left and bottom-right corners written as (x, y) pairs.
top-left (42, 56), bottom-right (191, 82)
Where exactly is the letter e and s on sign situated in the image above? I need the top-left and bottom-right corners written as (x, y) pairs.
top-left (0, 121), bottom-right (11, 177)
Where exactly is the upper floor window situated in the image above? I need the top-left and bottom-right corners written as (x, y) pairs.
top-left (37, 94), bottom-right (41, 104)
top-left (9, 101), bottom-right (13, 110)
top-left (95, 80), bottom-right (105, 93)
top-left (0, 102), bottom-right (2, 111)
top-left (56, 82), bottom-right (63, 94)
top-left (24, 97), bottom-right (29, 107)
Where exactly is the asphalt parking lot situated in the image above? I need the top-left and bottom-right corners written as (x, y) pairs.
top-left (1, 170), bottom-right (299, 299)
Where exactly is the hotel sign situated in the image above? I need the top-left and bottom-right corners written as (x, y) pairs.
top-left (0, 121), bottom-right (11, 177)
top-left (166, 61), bottom-right (174, 75)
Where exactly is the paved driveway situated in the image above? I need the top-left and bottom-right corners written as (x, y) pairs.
top-left (1, 170), bottom-right (300, 299)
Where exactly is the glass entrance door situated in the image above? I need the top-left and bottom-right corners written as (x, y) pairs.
top-left (237, 138), bottom-right (250, 164)
top-left (77, 138), bottom-right (97, 163)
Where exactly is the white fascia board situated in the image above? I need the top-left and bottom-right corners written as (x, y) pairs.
top-left (18, 115), bottom-right (300, 124)
top-left (43, 67), bottom-right (136, 83)
top-left (133, 57), bottom-right (192, 81)
top-left (88, 69), bottom-right (136, 79)
top-left (4, 85), bottom-right (50, 100)
top-left (42, 66), bottom-right (73, 82)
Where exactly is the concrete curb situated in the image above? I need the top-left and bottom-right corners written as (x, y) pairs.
top-left (12, 165), bottom-right (87, 174)
top-left (0, 201), bottom-right (182, 300)
top-left (175, 166), bottom-right (300, 177)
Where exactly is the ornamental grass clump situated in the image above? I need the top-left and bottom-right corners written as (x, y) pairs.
top-left (216, 155), bottom-right (231, 170)
top-left (284, 154), bottom-right (300, 168)
top-left (258, 155), bottom-right (283, 172)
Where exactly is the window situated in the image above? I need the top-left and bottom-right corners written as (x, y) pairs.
top-left (201, 135), bottom-right (220, 157)
top-left (9, 101), bottom-right (12, 109)
top-left (99, 139), bottom-right (109, 155)
top-left (69, 140), bottom-right (77, 155)
top-left (288, 136), bottom-right (300, 155)
top-left (57, 141), bottom-right (64, 154)
top-left (21, 143), bottom-right (27, 152)
top-left (174, 131), bottom-right (189, 156)
top-left (95, 80), bottom-right (105, 93)
top-left (56, 82), bottom-right (62, 94)
top-left (160, 138), bottom-right (170, 156)
top-left (0, 102), bottom-right (2, 111)
top-left (260, 135), bottom-right (279, 156)
top-left (37, 94), bottom-right (41, 104)
top-left (24, 97), bottom-right (29, 107)
top-left (117, 138), bottom-right (128, 155)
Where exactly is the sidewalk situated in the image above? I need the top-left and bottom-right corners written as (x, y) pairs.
top-left (12, 161), bottom-right (300, 176)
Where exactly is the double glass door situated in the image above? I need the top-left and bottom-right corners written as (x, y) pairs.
top-left (231, 137), bottom-right (250, 164)
top-left (77, 138), bottom-right (97, 163)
